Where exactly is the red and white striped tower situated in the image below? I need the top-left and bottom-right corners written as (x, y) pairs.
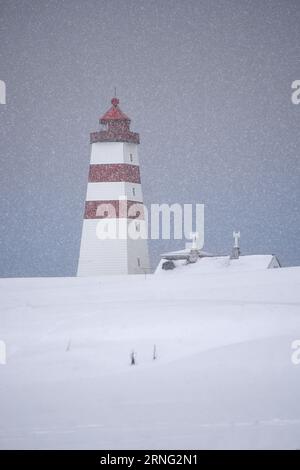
top-left (77, 97), bottom-right (150, 276)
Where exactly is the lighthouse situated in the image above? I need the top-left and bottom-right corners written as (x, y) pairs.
top-left (77, 96), bottom-right (150, 276)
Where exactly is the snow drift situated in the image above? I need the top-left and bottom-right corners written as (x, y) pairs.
top-left (0, 264), bottom-right (300, 449)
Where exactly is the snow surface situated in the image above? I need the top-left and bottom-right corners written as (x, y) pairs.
top-left (0, 266), bottom-right (300, 449)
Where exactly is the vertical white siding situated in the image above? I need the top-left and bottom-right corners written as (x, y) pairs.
top-left (123, 143), bottom-right (140, 165)
top-left (90, 142), bottom-right (125, 164)
top-left (127, 220), bottom-right (150, 274)
top-left (90, 141), bottom-right (140, 165)
top-left (86, 182), bottom-right (143, 202)
top-left (77, 220), bottom-right (128, 276)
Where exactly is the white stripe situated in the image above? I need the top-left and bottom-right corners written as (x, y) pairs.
top-left (90, 141), bottom-right (139, 165)
top-left (86, 182), bottom-right (143, 202)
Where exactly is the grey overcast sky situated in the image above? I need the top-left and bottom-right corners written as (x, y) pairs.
top-left (0, 0), bottom-right (300, 276)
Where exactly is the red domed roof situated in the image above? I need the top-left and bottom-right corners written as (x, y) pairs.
top-left (100, 97), bottom-right (130, 124)
top-left (91, 96), bottom-right (140, 145)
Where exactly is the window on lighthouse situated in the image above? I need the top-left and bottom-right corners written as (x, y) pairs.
top-left (135, 222), bottom-right (140, 232)
top-left (137, 257), bottom-right (141, 267)
top-left (132, 187), bottom-right (136, 196)
top-left (130, 153), bottom-right (133, 162)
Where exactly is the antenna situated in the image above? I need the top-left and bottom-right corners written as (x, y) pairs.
top-left (190, 232), bottom-right (199, 251)
top-left (153, 344), bottom-right (157, 360)
top-left (230, 231), bottom-right (241, 259)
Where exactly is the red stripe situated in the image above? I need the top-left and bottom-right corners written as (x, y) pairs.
top-left (89, 164), bottom-right (141, 183)
top-left (84, 200), bottom-right (145, 219)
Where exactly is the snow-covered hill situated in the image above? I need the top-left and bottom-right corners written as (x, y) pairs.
top-left (0, 266), bottom-right (300, 449)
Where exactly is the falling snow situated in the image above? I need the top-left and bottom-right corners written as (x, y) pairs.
top-left (0, 0), bottom-right (299, 276)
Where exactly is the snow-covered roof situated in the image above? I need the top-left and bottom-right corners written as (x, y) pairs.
top-left (155, 254), bottom-right (280, 275)
top-left (160, 248), bottom-right (215, 260)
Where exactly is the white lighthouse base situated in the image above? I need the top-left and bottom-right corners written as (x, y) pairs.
top-left (77, 219), bottom-right (150, 276)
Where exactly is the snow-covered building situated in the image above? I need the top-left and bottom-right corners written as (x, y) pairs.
top-left (156, 233), bottom-right (281, 274)
top-left (77, 97), bottom-right (150, 276)
top-left (156, 253), bottom-right (281, 274)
